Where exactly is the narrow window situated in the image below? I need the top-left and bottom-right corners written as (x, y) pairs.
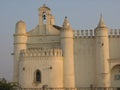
top-left (42, 12), bottom-right (46, 24)
top-left (35, 70), bottom-right (41, 82)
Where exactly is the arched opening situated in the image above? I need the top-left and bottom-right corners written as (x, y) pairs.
top-left (35, 70), bottom-right (41, 82)
top-left (42, 12), bottom-right (46, 24)
top-left (111, 65), bottom-right (120, 87)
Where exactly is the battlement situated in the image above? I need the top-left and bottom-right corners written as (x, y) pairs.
top-left (73, 29), bottom-right (94, 38)
top-left (20, 48), bottom-right (63, 57)
top-left (109, 29), bottom-right (120, 37)
top-left (73, 29), bottom-right (120, 38)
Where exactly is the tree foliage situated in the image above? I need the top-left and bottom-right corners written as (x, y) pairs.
top-left (0, 78), bottom-right (19, 90)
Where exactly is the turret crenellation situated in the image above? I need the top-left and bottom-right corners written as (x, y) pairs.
top-left (20, 48), bottom-right (63, 57)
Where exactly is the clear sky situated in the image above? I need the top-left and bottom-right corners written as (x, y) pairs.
top-left (0, 0), bottom-right (120, 81)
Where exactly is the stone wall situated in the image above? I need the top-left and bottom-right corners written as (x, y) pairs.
top-left (74, 37), bottom-right (96, 87)
top-left (19, 48), bottom-right (63, 88)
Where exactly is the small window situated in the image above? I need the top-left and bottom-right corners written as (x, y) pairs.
top-left (35, 70), bottom-right (41, 82)
top-left (115, 74), bottom-right (120, 80)
top-left (23, 67), bottom-right (25, 71)
top-left (101, 43), bottom-right (104, 46)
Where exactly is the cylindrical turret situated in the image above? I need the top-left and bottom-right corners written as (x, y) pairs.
top-left (60, 17), bottom-right (75, 88)
top-left (13, 20), bottom-right (27, 82)
top-left (15, 20), bottom-right (26, 34)
top-left (95, 15), bottom-right (110, 87)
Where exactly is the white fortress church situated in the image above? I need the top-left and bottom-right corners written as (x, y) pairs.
top-left (13, 4), bottom-right (120, 88)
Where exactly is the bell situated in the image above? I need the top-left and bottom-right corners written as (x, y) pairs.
top-left (43, 15), bottom-right (46, 20)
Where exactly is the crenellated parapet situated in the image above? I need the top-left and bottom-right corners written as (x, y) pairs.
top-left (73, 29), bottom-right (94, 38)
top-left (20, 48), bottom-right (63, 57)
top-left (109, 29), bottom-right (120, 37)
top-left (74, 29), bottom-right (120, 38)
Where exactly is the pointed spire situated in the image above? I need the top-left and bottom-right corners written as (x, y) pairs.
top-left (97, 14), bottom-right (106, 28)
top-left (63, 16), bottom-right (72, 30)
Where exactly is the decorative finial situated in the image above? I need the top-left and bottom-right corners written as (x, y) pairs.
top-left (63, 16), bottom-right (72, 30)
top-left (41, 4), bottom-right (50, 10)
top-left (43, 4), bottom-right (46, 7)
top-left (65, 16), bottom-right (67, 19)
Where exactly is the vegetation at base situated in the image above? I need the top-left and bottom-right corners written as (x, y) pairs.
top-left (0, 78), bottom-right (19, 90)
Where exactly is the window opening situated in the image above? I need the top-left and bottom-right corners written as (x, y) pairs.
top-left (35, 70), bottom-right (41, 82)
top-left (115, 74), bottom-right (120, 80)
top-left (42, 12), bottom-right (46, 24)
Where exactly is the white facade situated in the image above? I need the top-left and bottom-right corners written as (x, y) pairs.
top-left (13, 5), bottom-right (120, 88)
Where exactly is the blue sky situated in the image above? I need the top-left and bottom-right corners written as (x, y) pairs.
top-left (0, 0), bottom-right (120, 81)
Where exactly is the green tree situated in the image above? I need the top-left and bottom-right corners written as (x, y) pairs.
top-left (0, 78), bottom-right (19, 90)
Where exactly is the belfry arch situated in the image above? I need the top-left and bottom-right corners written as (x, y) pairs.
top-left (42, 12), bottom-right (47, 24)
top-left (39, 4), bottom-right (51, 25)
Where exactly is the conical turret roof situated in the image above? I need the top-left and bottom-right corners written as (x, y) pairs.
top-left (63, 16), bottom-right (72, 30)
top-left (97, 14), bottom-right (106, 28)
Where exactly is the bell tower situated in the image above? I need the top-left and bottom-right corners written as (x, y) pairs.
top-left (39, 4), bottom-right (50, 25)
top-left (38, 4), bottom-right (55, 34)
